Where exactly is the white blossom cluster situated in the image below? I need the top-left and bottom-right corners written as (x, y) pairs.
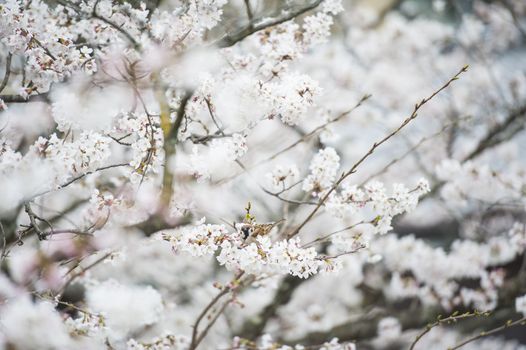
top-left (265, 73), bottom-right (322, 126)
top-left (127, 334), bottom-right (190, 350)
top-left (231, 334), bottom-right (356, 350)
top-left (65, 311), bottom-right (106, 337)
top-left (375, 224), bottom-right (526, 310)
top-left (0, 131), bottom-right (112, 213)
top-left (161, 219), bottom-right (235, 256)
top-left (160, 220), bottom-right (322, 278)
top-left (150, 0), bottom-right (228, 46)
top-left (217, 236), bottom-right (321, 278)
top-left (115, 112), bottom-right (164, 183)
top-left (267, 164), bottom-right (300, 191)
top-left (436, 158), bottom-right (526, 208)
top-left (302, 148), bottom-right (430, 234)
top-left (0, 0), bottom-right (96, 94)
top-left (34, 131), bottom-right (112, 183)
top-left (302, 147), bottom-right (341, 196)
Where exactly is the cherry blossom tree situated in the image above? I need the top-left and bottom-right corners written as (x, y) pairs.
top-left (0, 0), bottom-right (526, 349)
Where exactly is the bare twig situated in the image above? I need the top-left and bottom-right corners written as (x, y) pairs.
top-left (194, 297), bottom-right (234, 347)
top-left (30, 37), bottom-right (57, 61)
top-left (190, 272), bottom-right (245, 350)
top-left (59, 251), bottom-right (113, 295)
top-left (262, 187), bottom-right (318, 206)
top-left (0, 92), bottom-right (49, 103)
top-left (107, 133), bottom-right (133, 146)
top-left (257, 94), bottom-right (371, 168)
top-left (359, 121), bottom-right (459, 186)
top-left (219, 94), bottom-right (370, 185)
top-left (463, 103), bottom-right (526, 161)
top-left (59, 163), bottom-right (130, 190)
top-left (24, 203), bottom-right (47, 240)
top-left (302, 220), bottom-right (368, 248)
top-left (449, 316), bottom-right (526, 350)
top-left (409, 311), bottom-right (488, 350)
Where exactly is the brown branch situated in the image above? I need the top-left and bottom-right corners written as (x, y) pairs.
top-left (219, 94), bottom-right (370, 185)
top-left (409, 311), bottom-right (489, 350)
top-left (423, 102), bottom-right (526, 202)
top-left (107, 133), bottom-right (133, 146)
top-left (302, 220), bottom-right (368, 248)
top-left (0, 53), bottom-right (12, 94)
top-left (449, 316), bottom-right (526, 350)
top-left (190, 289), bottom-right (230, 350)
top-left (218, 0), bottom-right (324, 48)
top-left (261, 187), bottom-right (318, 206)
top-left (160, 91), bottom-right (191, 208)
top-left (205, 98), bottom-right (225, 136)
top-left (58, 163), bottom-right (130, 190)
top-left (0, 221), bottom-right (8, 260)
top-left (260, 94), bottom-right (371, 166)
top-left (24, 203), bottom-right (47, 240)
top-left (194, 297), bottom-right (234, 348)
top-left (59, 251), bottom-right (113, 295)
top-left (30, 37), bottom-right (57, 61)
top-left (236, 275), bottom-right (306, 340)
top-left (0, 92), bottom-right (49, 103)
top-left (189, 273), bottom-right (244, 350)
top-left (93, 14), bottom-right (140, 49)
top-left (54, 0), bottom-right (141, 49)
top-left (359, 121), bottom-right (456, 187)
top-left (244, 0), bottom-right (254, 22)
top-left (462, 103), bottom-right (526, 161)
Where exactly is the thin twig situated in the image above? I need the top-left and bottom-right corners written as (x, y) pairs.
top-left (302, 220), bottom-right (368, 248)
top-left (59, 251), bottom-right (113, 295)
top-left (409, 311), bottom-right (488, 350)
top-left (256, 94), bottom-right (371, 168)
top-left (448, 316), bottom-right (526, 350)
top-left (219, 94), bottom-right (370, 185)
top-left (194, 298), bottom-right (234, 348)
top-left (261, 187), bottom-right (318, 206)
top-left (359, 121), bottom-right (458, 186)
top-left (59, 163), bottom-right (130, 190)
top-left (190, 288), bottom-right (230, 349)
top-left (189, 272), bottom-right (245, 350)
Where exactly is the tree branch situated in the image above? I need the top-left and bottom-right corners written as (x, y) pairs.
top-left (0, 53), bottom-right (12, 95)
top-left (217, 0), bottom-right (324, 48)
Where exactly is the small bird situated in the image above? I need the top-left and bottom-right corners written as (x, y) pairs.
top-left (237, 202), bottom-right (284, 245)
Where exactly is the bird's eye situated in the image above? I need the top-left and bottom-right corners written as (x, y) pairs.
top-left (241, 226), bottom-right (252, 239)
